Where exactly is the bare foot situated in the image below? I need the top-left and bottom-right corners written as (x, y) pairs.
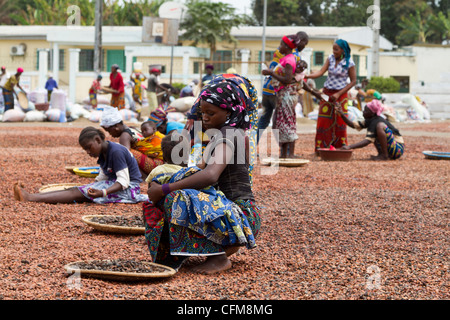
top-left (13, 182), bottom-right (27, 201)
top-left (225, 245), bottom-right (240, 257)
top-left (191, 254), bottom-right (232, 274)
top-left (371, 154), bottom-right (389, 161)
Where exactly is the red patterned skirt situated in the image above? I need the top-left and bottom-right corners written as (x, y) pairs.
top-left (315, 88), bottom-right (349, 152)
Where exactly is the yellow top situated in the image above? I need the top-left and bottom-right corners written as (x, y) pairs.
top-left (3, 75), bottom-right (18, 91)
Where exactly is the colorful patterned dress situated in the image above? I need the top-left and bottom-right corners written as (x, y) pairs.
top-left (142, 167), bottom-right (261, 269)
top-left (315, 54), bottom-right (355, 152)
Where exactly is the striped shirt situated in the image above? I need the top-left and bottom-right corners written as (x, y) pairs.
top-left (263, 49), bottom-right (303, 96)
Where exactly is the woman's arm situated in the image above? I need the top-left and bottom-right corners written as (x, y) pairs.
top-left (148, 142), bottom-right (232, 203)
top-left (330, 66), bottom-right (357, 103)
top-left (342, 139), bottom-right (371, 150)
top-left (334, 104), bottom-right (356, 128)
top-left (305, 58), bottom-right (329, 79)
top-left (263, 64), bottom-right (294, 86)
top-left (119, 132), bottom-right (133, 150)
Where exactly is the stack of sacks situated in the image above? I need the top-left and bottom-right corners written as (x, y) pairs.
top-left (401, 94), bottom-right (430, 121)
top-left (46, 89), bottom-right (67, 122)
top-left (88, 106), bottom-right (139, 123)
top-left (69, 103), bottom-right (92, 120)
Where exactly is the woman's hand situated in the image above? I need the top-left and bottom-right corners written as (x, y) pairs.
top-left (334, 104), bottom-right (344, 114)
top-left (262, 69), bottom-right (272, 76)
top-left (148, 152), bottom-right (160, 159)
top-left (339, 145), bottom-right (351, 150)
top-left (87, 188), bottom-right (103, 198)
top-left (148, 182), bottom-right (164, 204)
top-left (329, 93), bottom-right (340, 103)
top-left (184, 118), bottom-right (194, 131)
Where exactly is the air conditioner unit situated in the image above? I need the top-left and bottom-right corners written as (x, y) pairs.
top-left (10, 45), bottom-right (25, 56)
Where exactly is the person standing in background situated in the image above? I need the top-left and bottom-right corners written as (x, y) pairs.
top-left (306, 39), bottom-right (357, 154)
top-left (201, 64), bottom-right (214, 86)
top-left (147, 67), bottom-right (169, 116)
top-left (107, 64), bottom-right (125, 110)
top-left (257, 31), bottom-right (309, 143)
top-left (1, 67), bottom-right (26, 112)
top-left (45, 73), bottom-right (58, 102)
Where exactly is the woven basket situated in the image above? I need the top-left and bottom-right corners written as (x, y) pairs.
top-left (82, 215), bottom-right (145, 235)
top-left (261, 158), bottom-right (310, 167)
top-left (39, 183), bottom-right (83, 193)
top-left (73, 167), bottom-right (100, 178)
top-left (64, 260), bottom-right (176, 282)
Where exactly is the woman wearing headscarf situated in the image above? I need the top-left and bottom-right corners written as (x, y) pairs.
top-left (184, 73), bottom-right (258, 185)
top-left (306, 39), bottom-right (357, 154)
top-left (262, 34), bottom-right (301, 158)
top-left (1, 67), bottom-right (26, 112)
top-left (335, 99), bottom-right (405, 160)
top-left (144, 81), bottom-right (261, 274)
top-left (100, 106), bottom-right (163, 179)
top-left (106, 64), bottom-right (125, 110)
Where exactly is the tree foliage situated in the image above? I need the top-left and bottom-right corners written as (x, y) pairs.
top-left (251, 0), bottom-right (450, 46)
top-left (179, 0), bottom-right (246, 56)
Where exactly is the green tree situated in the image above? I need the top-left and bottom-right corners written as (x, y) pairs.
top-left (9, 0), bottom-right (95, 25)
top-left (179, 0), bottom-right (246, 57)
top-left (397, 3), bottom-right (435, 44)
top-left (429, 10), bottom-right (450, 43)
top-left (252, 0), bottom-right (324, 26)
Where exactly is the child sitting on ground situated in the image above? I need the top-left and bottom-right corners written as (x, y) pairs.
top-left (145, 132), bottom-right (189, 184)
top-left (134, 121), bottom-right (165, 161)
top-left (14, 126), bottom-right (148, 204)
top-left (335, 99), bottom-right (405, 160)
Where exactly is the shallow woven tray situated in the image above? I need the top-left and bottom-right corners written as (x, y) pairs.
top-left (64, 259), bottom-right (176, 282)
top-left (261, 158), bottom-right (310, 167)
top-left (82, 215), bottom-right (145, 235)
top-left (73, 166), bottom-right (100, 178)
top-left (422, 150), bottom-right (450, 160)
top-left (18, 91), bottom-right (28, 109)
top-left (39, 183), bottom-right (83, 193)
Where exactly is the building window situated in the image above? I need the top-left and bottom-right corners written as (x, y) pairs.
top-left (79, 49), bottom-right (106, 71)
top-left (211, 50), bottom-right (232, 73)
top-left (259, 50), bottom-right (275, 72)
top-left (36, 49), bottom-right (65, 71)
top-left (79, 49), bottom-right (94, 71)
top-left (313, 51), bottom-right (324, 66)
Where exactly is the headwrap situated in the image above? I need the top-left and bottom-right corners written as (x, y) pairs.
top-left (335, 39), bottom-right (351, 69)
top-left (188, 74), bottom-right (258, 126)
top-left (282, 34), bottom-right (299, 49)
top-left (366, 99), bottom-right (383, 116)
top-left (150, 68), bottom-right (161, 74)
top-left (111, 64), bottom-right (120, 70)
top-left (205, 64), bottom-right (214, 70)
top-left (100, 106), bottom-right (123, 128)
top-left (200, 81), bottom-right (250, 130)
top-left (17, 67), bottom-right (24, 73)
top-left (148, 105), bottom-right (176, 127)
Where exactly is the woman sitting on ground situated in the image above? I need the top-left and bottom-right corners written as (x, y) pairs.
top-left (14, 127), bottom-right (148, 204)
top-left (100, 106), bottom-right (164, 179)
top-left (335, 99), bottom-right (405, 160)
top-left (145, 81), bottom-right (262, 274)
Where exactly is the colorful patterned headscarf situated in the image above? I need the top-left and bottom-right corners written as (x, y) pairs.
top-left (188, 74), bottom-right (257, 128)
top-left (335, 39), bottom-right (352, 70)
top-left (200, 81), bottom-right (250, 130)
top-left (148, 105), bottom-right (176, 126)
top-left (366, 99), bottom-right (384, 116)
